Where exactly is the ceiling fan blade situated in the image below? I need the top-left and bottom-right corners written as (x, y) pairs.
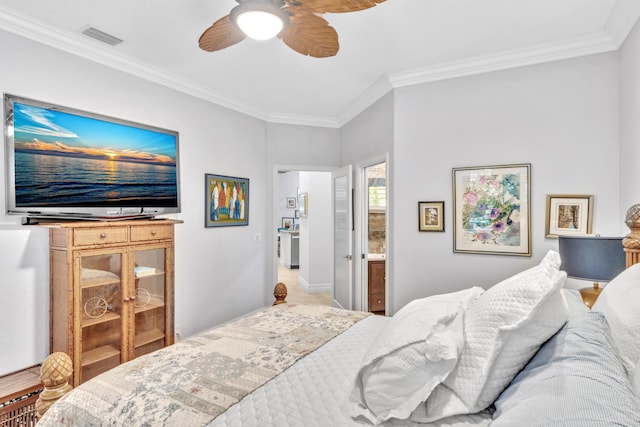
top-left (199, 15), bottom-right (246, 52)
top-left (279, 12), bottom-right (338, 58)
top-left (286, 0), bottom-right (385, 14)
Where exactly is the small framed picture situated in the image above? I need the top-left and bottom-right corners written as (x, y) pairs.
top-left (281, 217), bottom-right (294, 229)
top-left (286, 197), bottom-right (297, 209)
top-left (545, 194), bottom-right (593, 238)
top-left (419, 201), bottom-right (445, 232)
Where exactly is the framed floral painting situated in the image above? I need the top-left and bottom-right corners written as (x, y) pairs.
top-left (452, 164), bottom-right (531, 256)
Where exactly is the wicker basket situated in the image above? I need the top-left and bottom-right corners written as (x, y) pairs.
top-left (0, 391), bottom-right (40, 427)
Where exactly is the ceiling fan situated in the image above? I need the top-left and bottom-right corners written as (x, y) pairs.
top-left (199, 0), bottom-right (386, 58)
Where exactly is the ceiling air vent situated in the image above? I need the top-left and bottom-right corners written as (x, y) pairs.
top-left (81, 27), bottom-right (123, 46)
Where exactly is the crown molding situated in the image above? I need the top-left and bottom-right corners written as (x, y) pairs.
top-left (0, 5), bottom-right (271, 122)
top-left (1, 3), bottom-right (639, 129)
top-left (338, 10), bottom-right (640, 126)
top-left (387, 0), bottom-right (640, 89)
top-left (336, 75), bottom-right (394, 128)
top-left (389, 32), bottom-right (617, 89)
top-left (606, 0), bottom-right (640, 47)
top-left (338, 0), bottom-right (640, 126)
top-left (267, 112), bottom-right (339, 128)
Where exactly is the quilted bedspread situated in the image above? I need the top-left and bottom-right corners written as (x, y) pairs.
top-left (38, 304), bottom-right (371, 427)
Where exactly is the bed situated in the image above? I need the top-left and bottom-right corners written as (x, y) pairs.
top-left (36, 250), bottom-right (640, 426)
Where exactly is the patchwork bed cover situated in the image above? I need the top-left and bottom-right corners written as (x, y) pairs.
top-left (37, 303), bottom-right (492, 427)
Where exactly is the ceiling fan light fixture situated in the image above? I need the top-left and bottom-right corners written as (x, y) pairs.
top-left (230, 2), bottom-right (289, 41)
top-left (237, 11), bottom-right (282, 40)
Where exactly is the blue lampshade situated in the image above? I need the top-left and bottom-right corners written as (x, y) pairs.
top-left (558, 235), bottom-right (626, 282)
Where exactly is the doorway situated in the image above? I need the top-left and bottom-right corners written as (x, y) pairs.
top-left (357, 157), bottom-right (388, 315)
top-left (275, 169), bottom-right (332, 306)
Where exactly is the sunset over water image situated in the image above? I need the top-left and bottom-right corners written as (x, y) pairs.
top-left (13, 103), bottom-right (177, 167)
top-left (11, 101), bottom-right (178, 208)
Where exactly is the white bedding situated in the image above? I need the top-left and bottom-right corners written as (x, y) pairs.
top-left (209, 314), bottom-right (492, 427)
top-left (211, 251), bottom-right (566, 426)
top-left (592, 262), bottom-right (640, 396)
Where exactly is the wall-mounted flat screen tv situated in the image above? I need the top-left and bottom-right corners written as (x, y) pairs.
top-left (4, 93), bottom-right (180, 220)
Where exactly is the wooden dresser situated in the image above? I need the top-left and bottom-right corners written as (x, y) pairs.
top-left (44, 219), bottom-right (180, 386)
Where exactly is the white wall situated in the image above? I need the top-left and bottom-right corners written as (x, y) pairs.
top-left (620, 18), bottom-right (640, 212)
top-left (392, 52), bottom-right (622, 311)
top-left (0, 225), bottom-right (49, 374)
top-left (297, 171), bottom-right (332, 293)
top-left (0, 29), bottom-right (273, 374)
top-left (267, 124), bottom-right (341, 167)
top-left (340, 92), bottom-right (394, 166)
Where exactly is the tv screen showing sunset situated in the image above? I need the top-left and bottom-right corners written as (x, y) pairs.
top-left (12, 101), bottom-right (178, 207)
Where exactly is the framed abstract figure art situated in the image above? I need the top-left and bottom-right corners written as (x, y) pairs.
top-left (205, 173), bottom-right (249, 227)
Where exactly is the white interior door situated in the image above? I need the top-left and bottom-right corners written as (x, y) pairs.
top-left (333, 165), bottom-right (353, 309)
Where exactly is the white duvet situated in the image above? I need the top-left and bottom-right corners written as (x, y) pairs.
top-left (209, 313), bottom-right (492, 427)
top-left (211, 250), bottom-right (568, 426)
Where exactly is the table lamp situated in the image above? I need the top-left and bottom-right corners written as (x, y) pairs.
top-left (558, 235), bottom-right (626, 308)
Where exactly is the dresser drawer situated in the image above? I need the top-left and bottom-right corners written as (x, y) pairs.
top-left (73, 227), bottom-right (129, 246)
top-left (130, 224), bottom-right (173, 242)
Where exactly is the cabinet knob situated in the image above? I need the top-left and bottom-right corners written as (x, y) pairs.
top-left (377, 299), bottom-right (382, 304)
top-left (151, 230), bottom-right (157, 236)
top-left (100, 233), bottom-right (107, 239)
top-left (124, 297), bottom-right (131, 302)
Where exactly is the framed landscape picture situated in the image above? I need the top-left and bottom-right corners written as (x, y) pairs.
top-left (419, 201), bottom-right (445, 232)
top-left (205, 173), bottom-right (249, 227)
top-left (452, 163), bottom-right (531, 256)
top-left (545, 194), bottom-right (593, 238)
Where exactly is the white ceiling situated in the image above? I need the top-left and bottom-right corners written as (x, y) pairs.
top-left (0, 0), bottom-right (638, 128)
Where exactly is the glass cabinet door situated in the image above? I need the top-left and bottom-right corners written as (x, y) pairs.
top-left (78, 252), bottom-right (123, 383)
top-left (133, 247), bottom-right (167, 358)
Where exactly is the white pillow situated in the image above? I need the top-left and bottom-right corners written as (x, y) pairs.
top-left (347, 287), bottom-right (484, 425)
top-left (592, 262), bottom-right (640, 391)
top-left (413, 250), bottom-right (569, 422)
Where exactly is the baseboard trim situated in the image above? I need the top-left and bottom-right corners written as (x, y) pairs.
top-left (298, 276), bottom-right (332, 294)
